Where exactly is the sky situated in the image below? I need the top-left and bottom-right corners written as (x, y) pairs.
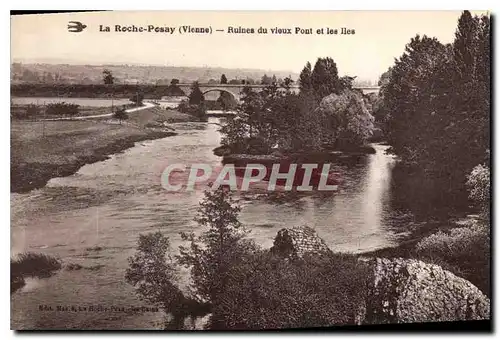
top-left (10, 11), bottom-right (488, 82)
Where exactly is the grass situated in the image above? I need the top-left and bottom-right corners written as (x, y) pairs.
top-left (11, 252), bottom-right (62, 294)
top-left (10, 106), bottom-right (197, 193)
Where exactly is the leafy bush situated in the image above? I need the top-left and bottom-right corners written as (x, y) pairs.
top-left (113, 108), bottom-right (128, 121)
top-left (25, 104), bottom-right (41, 119)
top-left (189, 81), bottom-right (204, 105)
top-left (11, 104), bottom-right (41, 120)
top-left (125, 232), bottom-right (184, 312)
top-left (415, 221), bottom-right (490, 295)
top-left (126, 232), bottom-right (211, 329)
top-left (177, 100), bottom-right (206, 120)
top-left (216, 92), bottom-right (237, 111)
top-left (46, 102), bottom-right (79, 116)
top-left (211, 251), bottom-right (371, 330)
top-left (466, 163), bottom-right (490, 219)
top-left (316, 89), bottom-right (374, 148)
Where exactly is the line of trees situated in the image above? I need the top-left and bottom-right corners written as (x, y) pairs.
top-left (220, 57), bottom-right (374, 155)
top-left (375, 10), bottom-right (490, 212)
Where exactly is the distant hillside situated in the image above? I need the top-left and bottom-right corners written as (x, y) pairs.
top-left (11, 63), bottom-right (300, 85)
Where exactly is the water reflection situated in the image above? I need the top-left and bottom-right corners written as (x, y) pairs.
top-left (239, 145), bottom-right (401, 253)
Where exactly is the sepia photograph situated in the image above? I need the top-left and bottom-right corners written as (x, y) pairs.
top-left (10, 10), bottom-right (491, 331)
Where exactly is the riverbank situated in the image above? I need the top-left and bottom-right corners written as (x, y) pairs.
top-left (10, 105), bottom-right (203, 193)
top-left (11, 120), bottom-right (177, 193)
top-left (360, 214), bottom-right (490, 296)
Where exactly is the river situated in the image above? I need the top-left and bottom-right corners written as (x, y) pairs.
top-left (10, 118), bottom-right (411, 329)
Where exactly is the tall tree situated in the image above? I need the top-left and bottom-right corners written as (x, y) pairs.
top-left (299, 61), bottom-right (313, 94)
top-left (381, 12), bottom-right (491, 211)
top-left (453, 10), bottom-right (480, 82)
top-left (281, 76), bottom-right (294, 91)
top-left (102, 69), bottom-right (114, 85)
top-left (261, 74), bottom-right (272, 85)
top-left (189, 81), bottom-right (204, 105)
top-left (311, 57), bottom-right (342, 99)
top-left (178, 188), bottom-right (255, 306)
top-left (220, 74), bottom-right (228, 84)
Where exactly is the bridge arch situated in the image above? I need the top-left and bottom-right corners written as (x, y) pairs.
top-left (202, 88), bottom-right (240, 103)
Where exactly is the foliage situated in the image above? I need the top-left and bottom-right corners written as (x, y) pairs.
top-left (130, 92), bottom-right (144, 106)
top-left (102, 69), bottom-right (114, 85)
top-left (299, 62), bottom-right (313, 94)
top-left (11, 84), bottom-right (182, 99)
top-left (216, 91), bottom-right (237, 111)
top-left (211, 251), bottom-right (371, 330)
top-left (177, 188), bottom-right (257, 305)
top-left (220, 59), bottom-right (370, 154)
top-left (310, 57), bottom-right (342, 99)
top-left (378, 68), bottom-right (392, 87)
top-left (177, 100), bottom-right (207, 120)
top-left (220, 74), bottom-right (228, 84)
top-left (281, 76), bottom-right (294, 90)
top-left (11, 104), bottom-right (40, 120)
top-left (316, 89), bottom-right (374, 148)
top-left (415, 220), bottom-right (490, 295)
top-left (259, 74), bottom-right (278, 85)
top-left (113, 108), bottom-right (128, 121)
top-left (25, 104), bottom-right (41, 118)
top-left (189, 81), bottom-right (205, 105)
top-left (220, 83), bottom-right (319, 153)
top-left (46, 102), bottom-right (79, 116)
top-left (11, 252), bottom-right (62, 294)
top-left (466, 163), bottom-right (490, 219)
top-left (381, 11), bottom-right (490, 210)
top-left (339, 76), bottom-right (356, 90)
top-left (125, 232), bottom-right (186, 313)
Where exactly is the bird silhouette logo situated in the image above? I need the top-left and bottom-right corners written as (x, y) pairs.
top-left (67, 21), bottom-right (87, 33)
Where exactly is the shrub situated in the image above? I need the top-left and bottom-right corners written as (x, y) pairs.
top-left (113, 108), bottom-right (128, 122)
top-left (415, 221), bottom-right (490, 295)
top-left (126, 231), bottom-right (212, 329)
top-left (316, 89), bottom-right (374, 148)
top-left (125, 232), bottom-right (185, 312)
top-left (211, 251), bottom-right (371, 330)
top-left (45, 102), bottom-right (79, 116)
top-left (25, 104), bottom-right (41, 119)
top-left (11, 104), bottom-right (41, 120)
top-left (466, 163), bottom-right (490, 219)
top-left (177, 100), bottom-right (206, 120)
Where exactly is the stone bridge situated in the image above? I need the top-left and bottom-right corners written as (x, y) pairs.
top-left (172, 83), bottom-right (380, 103)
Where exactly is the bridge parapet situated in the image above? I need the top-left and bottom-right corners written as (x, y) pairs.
top-left (176, 83), bottom-right (380, 100)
